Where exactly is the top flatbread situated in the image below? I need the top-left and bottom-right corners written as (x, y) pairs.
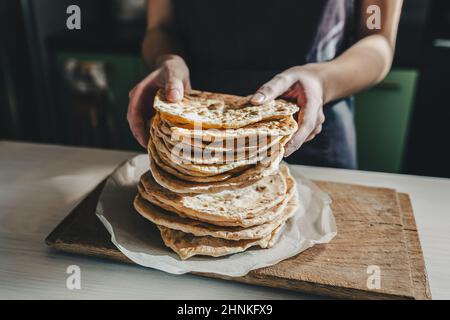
top-left (154, 89), bottom-right (299, 129)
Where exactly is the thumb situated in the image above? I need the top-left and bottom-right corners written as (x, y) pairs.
top-left (251, 72), bottom-right (294, 105)
top-left (165, 75), bottom-right (184, 103)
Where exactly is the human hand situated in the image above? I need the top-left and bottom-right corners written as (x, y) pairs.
top-left (251, 65), bottom-right (326, 157)
top-left (127, 54), bottom-right (191, 148)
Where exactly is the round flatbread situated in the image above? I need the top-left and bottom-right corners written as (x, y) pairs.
top-left (152, 131), bottom-right (281, 176)
top-left (154, 89), bottom-right (299, 129)
top-left (148, 134), bottom-right (251, 182)
top-left (134, 186), bottom-right (297, 240)
top-left (140, 164), bottom-right (297, 227)
top-left (147, 149), bottom-right (283, 194)
top-left (150, 118), bottom-right (262, 178)
top-left (155, 122), bottom-right (285, 164)
top-left (139, 165), bottom-right (288, 223)
top-left (155, 192), bottom-right (299, 260)
top-left (152, 113), bottom-right (290, 166)
top-left (156, 225), bottom-right (276, 260)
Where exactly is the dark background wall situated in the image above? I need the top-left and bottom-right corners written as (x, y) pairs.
top-left (1, 0), bottom-right (450, 177)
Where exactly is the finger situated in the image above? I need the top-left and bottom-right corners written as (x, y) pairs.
top-left (128, 70), bottom-right (160, 107)
top-left (184, 78), bottom-right (192, 92)
top-left (161, 61), bottom-right (188, 102)
top-left (305, 124), bottom-right (322, 142)
top-left (251, 72), bottom-right (294, 105)
top-left (165, 75), bottom-right (184, 102)
top-left (285, 122), bottom-right (314, 157)
top-left (314, 124), bottom-right (323, 135)
top-left (127, 71), bottom-right (160, 148)
top-left (317, 109), bottom-right (325, 124)
top-left (280, 82), bottom-right (303, 102)
top-left (305, 134), bottom-right (316, 143)
top-left (127, 92), bottom-right (150, 148)
top-left (127, 113), bottom-right (149, 148)
top-left (129, 87), bottom-right (136, 99)
top-left (284, 100), bottom-right (318, 157)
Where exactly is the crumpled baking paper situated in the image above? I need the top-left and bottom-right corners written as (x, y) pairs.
top-left (96, 154), bottom-right (337, 277)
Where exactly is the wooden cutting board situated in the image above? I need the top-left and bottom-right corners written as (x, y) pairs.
top-left (45, 180), bottom-right (431, 300)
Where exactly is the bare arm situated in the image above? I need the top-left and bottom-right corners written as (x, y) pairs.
top-left (251, 0), bottom-right (404, 156)
top-left (128, 0), bottom-right (190, 148)
top-left (141, 0), bottom-right (181, 68)
top-left (315, 0), bottom-right (403, 104)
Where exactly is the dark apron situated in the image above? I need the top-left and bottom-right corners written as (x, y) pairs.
top-left (172, 0), bottom-right (357, 169)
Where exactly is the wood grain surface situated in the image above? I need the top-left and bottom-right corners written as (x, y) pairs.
top-left (46, 180), bottom-right (431, 300)
top-left (398, 194), bottom-right (432, 300)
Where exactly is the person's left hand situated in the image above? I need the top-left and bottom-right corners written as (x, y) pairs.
top-left (251, 65), bottom-right (326, 157)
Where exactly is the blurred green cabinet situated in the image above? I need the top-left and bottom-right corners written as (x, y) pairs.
top-left (355, 69), bottom-right (418, 173)
top-left (55, 52), bottom-right (147, 150)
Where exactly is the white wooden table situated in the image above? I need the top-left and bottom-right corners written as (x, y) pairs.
top-left (0, 141), bottom-right (449, 300)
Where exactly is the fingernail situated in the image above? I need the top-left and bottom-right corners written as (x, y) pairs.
top-left (251, 92), bottom-right (265, 104)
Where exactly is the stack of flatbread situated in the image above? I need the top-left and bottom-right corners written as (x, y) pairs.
top-left (134, 89), bottom-right (301, 260)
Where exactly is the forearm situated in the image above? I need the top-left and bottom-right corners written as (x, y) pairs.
top-left (309, 34), bottom-right (394, 104)
top-left (141, 27), bottom-right (183, 69)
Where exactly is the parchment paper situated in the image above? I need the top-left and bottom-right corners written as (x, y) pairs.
top-left (96, 155), bottom-right (337, 277)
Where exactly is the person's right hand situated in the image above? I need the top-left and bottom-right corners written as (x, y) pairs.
top-left (127, 54), bottom-right (191, 148)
